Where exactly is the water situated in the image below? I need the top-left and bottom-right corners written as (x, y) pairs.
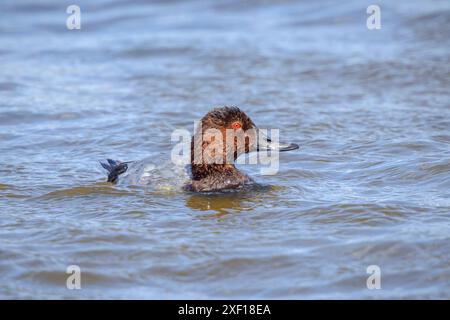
top-left (0, 0), bottom-right (449, 299)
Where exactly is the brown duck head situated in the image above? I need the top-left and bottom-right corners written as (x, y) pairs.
top-left (190, 106), bottom-right (299, 183)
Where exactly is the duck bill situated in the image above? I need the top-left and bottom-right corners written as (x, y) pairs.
top-left (256, 131), bottom-right (299, 152)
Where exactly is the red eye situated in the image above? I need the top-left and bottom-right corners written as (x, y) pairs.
top-left (231, 122), bottom-right (242, 129)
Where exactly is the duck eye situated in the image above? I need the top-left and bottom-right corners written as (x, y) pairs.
top-left (231, 122), bottom-right (242, 129)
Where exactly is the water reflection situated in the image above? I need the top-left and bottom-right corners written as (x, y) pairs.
top-left (186, 192), bottom-right (252, 216)
top-left (185, 185), bottom-right (274, 216)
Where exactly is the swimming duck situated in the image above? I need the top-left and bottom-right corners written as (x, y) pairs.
top-left (101, 106), bottom-right (299, 192)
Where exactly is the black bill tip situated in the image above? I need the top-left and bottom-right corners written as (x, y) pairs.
top-left (279, 143), bottom-right (300, 152)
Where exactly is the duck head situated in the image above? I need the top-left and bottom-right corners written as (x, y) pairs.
top-left (190, 106), bottom-right (299, 182)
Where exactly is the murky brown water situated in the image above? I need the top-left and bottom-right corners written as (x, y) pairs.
top-left (0, 0), bottom-right (449, 299)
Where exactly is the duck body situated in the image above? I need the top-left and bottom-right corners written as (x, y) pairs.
top-left (101, 158), bottom-right (192, 191)
top-left (101, 158), bottom-right (253, 192)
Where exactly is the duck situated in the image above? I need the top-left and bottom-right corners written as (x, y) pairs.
top-left (101, 106), bottom-right (299, 192)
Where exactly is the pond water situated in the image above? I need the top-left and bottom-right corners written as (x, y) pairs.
top-left (0, 0), bottom-right (449, 298)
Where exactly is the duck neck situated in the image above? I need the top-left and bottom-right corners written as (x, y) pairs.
top-left (191, 162), bottom-right (238, 181)
top-left (188, 142), bottom-right (250, 192)
top-left (190, 135), bottom-right (239, 180)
